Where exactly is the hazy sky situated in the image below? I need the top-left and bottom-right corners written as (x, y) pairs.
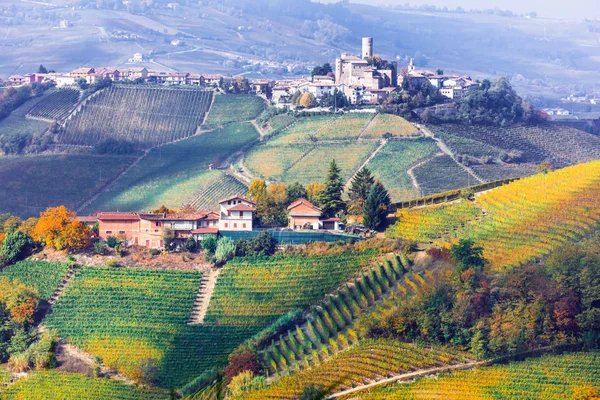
top-left (341, 0), bottom-right (600, 20)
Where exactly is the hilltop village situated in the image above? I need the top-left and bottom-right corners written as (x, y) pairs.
top-left (6, 38), bottom-right (479, 107)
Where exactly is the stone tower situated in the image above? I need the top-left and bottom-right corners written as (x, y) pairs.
top-left (362, 37), bottom-right (373, 60)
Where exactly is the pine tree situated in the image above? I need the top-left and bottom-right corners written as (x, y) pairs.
top-left (318, 159), bottom-right (345, 218)
top-left (349, 168), bottom-right (374, 201)
top-left (363, 181), bottom-right (391, 230)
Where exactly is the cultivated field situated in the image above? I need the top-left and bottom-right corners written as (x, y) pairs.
top-left (0, 154), bottom-right (136, 218)
top-left (0, 261), bottom-right (70, 301)
top-left (82, 123), bottom-right (259, 213)
top-left (268, 115), bottom-right (337, 145)
top-left (1, 371), bottom-right (168, 400)
top-left (412, 155), bottom-right (473, 196)
top-left (389, 160), bottom-right (600, 269)
top-left (44, 267), bottom-right (259, 388)
top-left (0, 93), bottom-right (50, 142)
top-left (361, 113), bottom-right (419, 138)
top-left (61, 86), bottom-right (213, 148)
top-left (27, 88), bottom-right (81, 122)
top-left (365, 139), bottom-right (439, 202)
top-left (204, 252), bottom-right (376, 326)
top-left (244, 143), bottom-right (313, 181)
top-left (316, 113), bottom-right (373, 140)
top-left (354, 351), bottom-right (600, 400)
top-left (186, 172), bottom-right (248, 210)
top-left (203, 94), bottom-right (265, 127)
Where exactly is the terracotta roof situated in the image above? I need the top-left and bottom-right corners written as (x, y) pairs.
top-left (287, 198), bottom-right (321, 212)
top-left (192, 228), bottom-right (219, 234)
top-left (227, 204), bottom-right (256, 212)
top-left (219, 195), bottom-right (257, 205)
top-left (139, 212), bottom-right (215, 221)
top-left (320, 217), bottom-right (340, 222)
top-left (77, 216), bottom-right (98, 223)
top-left (71, 67), bottom-right (94, 74)
top-left (98, 212), bottom-right (140, 221)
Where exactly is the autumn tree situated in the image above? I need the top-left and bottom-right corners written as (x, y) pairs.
top-left (33, 206), bottom-right (91, 253)
top-left (299, 93), bottom-right (316, 108)
top-left (306, 182), bottom-right (326, 206)
top-left (318, 159), bottom-right (345, 218)
top-left (247, 180), bottom-right (267, 203)
top-left (0, 278), bottom-right (38, 325)
top-left (152, 205), bottom-right (175, 214)
top-left (19, 218), bottom-right (38, 237)
top-left (537, 161), bottom-right (554, 174)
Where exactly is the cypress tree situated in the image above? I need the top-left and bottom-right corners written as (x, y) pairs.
top-left (363, 181), bottom-right (391, 230)
top-left (319, 159), bottom-right (345, 218)
top-left (348, 167), bottom-right (375, 215)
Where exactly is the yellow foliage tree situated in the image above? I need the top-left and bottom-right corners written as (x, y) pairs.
top-left (3, 216), bottom-right (22, 234)
top-left (267, 183), bottom-right (288, 205)
top-left (247, 180), bottom-right (267, 202)
top-left (152, 205), bottom-right (175, 214)
top-left (299, 93), bottom-right (316, 108)
top-left (19, 217), bottom-right (38, 236)
top-left (0, 278), bottom-right (38, 324)
top-left (306, 182), bottom-right (326, 205)
top-left (33, 206), bottom-right (90, 253)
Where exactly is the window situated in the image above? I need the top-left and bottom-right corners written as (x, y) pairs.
top-left (234, 223), bottom-right (237, 228)
top-left (154, 230), bottom-right (159, 233)
top-left (119, 231), bottom-right (125, 234)
top-left (155, 221), bottom-right (160, 227)
top-left (224, 223), bottom-right (228, 228)
top-left (106, 231), bottom-right (113, 234)
top-left (228, 201), bottom-right (231, 205)
top-left (243, 223), bottom-right (246, 229)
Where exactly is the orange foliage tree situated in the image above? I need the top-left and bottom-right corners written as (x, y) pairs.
top-left (33, 206), bottom-right (90, 253)
top-left (0, 278), bottom-right (39, 324)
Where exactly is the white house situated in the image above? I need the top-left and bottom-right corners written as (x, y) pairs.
top-left (218, 195), bottom-right (256, 232)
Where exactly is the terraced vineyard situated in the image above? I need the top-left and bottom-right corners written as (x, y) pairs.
top-left (388, 160), bottom-right (600, 269)
top-left (0, 371), bottom-right (169, 399)
top-left (412, 155), bottom-right (474, 196)
top-left (27, 88), bottom-right (80, 121)
top-left (265, 113), bottom-right (297, 132)
top-left (61, 86), bottom-right (213, 148)
top-left (242, 340), bottom-right (468, 400)
top-left (0, 154), bottom-right (136, 218)
top-left (0, 91), bottom-right (50, 141)
top-left (353, 351), bottom-right (600, 400)
top-left (203, 94), bottom-right (265, 127)
top-left (83, 123), bottom-right (259, 213)
top-left (268, 115), bottom-right (338, 145)
top-left (0, 261), bottom-right (70, 300)
top-left (44, 267), bottom-right (259, 388)
top-left (186, 172), bottom-right (248, 210)
top-left (361, 114), bottom-right (419, 138)
top-left (316, 113), bottom-right (373, 140)
top-left (245, 143), bottom-right (313, 180)
top-left (204, 251), bottom-right (377, 326)
top-left (365, 139), bottom-right (439, 202)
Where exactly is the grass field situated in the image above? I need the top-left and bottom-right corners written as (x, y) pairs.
top-left (365, 139), bottom-right (439, 202)
top-left (0, 92), bottom-right (51, 141)
top-left (82, 123), bottom-right (259, 213)
top-left (353, 351), bottom-right (600, 400)
top-left (0, 154), bottom-right (136, 218)
top-left (203, 94), bottom-right (265, 127)
top-left (282, 142), bottom-right (378, 185)
top-left (388, 160), bottom-right (600, 269)
top-left (361, 114), bottom-right (419, 138)
top-left (0, 371), bottom-right (169, 399)
top-left (0, 261), bottom-right (70, 301)
top-left (44, 267), bottom-right (260, 388)
top-left (204, 252), bottom-right (376, 326)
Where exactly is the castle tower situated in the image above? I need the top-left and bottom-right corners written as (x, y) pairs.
top-left (408, 58), bottom-right (415, 72)
top-left (335, 57), bottom-right (343, 84)
top-left (362, 37), bottom-right (373, 60)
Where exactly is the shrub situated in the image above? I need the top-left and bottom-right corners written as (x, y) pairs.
top-left (92, 139), bottom-right (135, 155)
top-left (106, 235), bottom-right (119, 249)
top-left (215, 237), bottom-right (236, 264)
top-left (106, 259), bottom-right (120, 268)
top-left (201, 235), bottom-right (218, 255)
top-left (0, 230), bottom-right (34, 265)
top-left (94, 241), bottom-right (107, 255)
top-left (149, 248), bottom-right (161, 256)
top-left (224, 352), bottom-right (262, 382)
top-left (185, 237), bottom-right (197, 252)
top-left (235, 232), bottom-right (277, 257)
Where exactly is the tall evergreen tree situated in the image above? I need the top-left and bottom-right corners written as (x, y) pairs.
top-left (287, 182), bottom-right (308, 203)
top-left (363, 182), bottom-right (391, 230)
top-left (349, 168), bottom-right (375, 201)
top-left (319, 159), bottom-right (345, 218)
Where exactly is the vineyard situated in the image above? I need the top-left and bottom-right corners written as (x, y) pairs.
top-left (388, 160), bottom-right (600, 269)
top-left (259, 255), bottom-right (428, 376)
top-left (242, 339), bottom-right (468, 400)
top-left (82, 122), bottom-right (259, 214)
top-left (26, 88), bottom-right (80, 122)
top-left (0, 91), bottom-right (50, 140)
top-left (0, 154), bottom-right (136, 218)
top-left (412, 155), bottom-right (473, 196)
top-left (316, 113), bottom-right (373, 140)
top-left (366, 139), bottom-right (439, 202)
top-left (244, 143), bottom-right (313, 180)
top-left (0, 261), bottom-right (70, 300)
top-left (203, 94), bottom-right (265, 127)
top-left (204, 251), bottom-right (377, 326)
top-left (353, 351), bottom-right (600, 400)
top-left (60, 86), bottom-right (213, 148)
top-left (185, 172), bottom-right (248, 210)
top-left (43, 267), bottom-right (259, 387)
top-left (0, 371), bottom-right (169, 399)
top-left (268, 115), bottom-right (338, 145)
top-left (361, 114), bottom-right (419, 138)
top-left (264, 113), bottom-right (297, 133)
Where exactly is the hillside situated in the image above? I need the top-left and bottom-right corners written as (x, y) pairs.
top-left (388, 160), bottom-right (600, 269)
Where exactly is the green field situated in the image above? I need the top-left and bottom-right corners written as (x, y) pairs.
top-left (412, 155), bottom-right (473, 196)
top-left (0, 154), bottom-right (136, 218)
top-left (361, 113), bottom-right (419, 138)
top-left (0, 92), bottom-right (52, 144)
top-left (186, 171), bottom-right (248, 210)
top-left (0, 261), bottom-right (70, 301)
top-left (355, 351), bottom-right (600, 400)
top-left (203, 94), bottom-right (265, 127)
top-left (44, 267), bottom-right (259, 388)
top-left (268, 115), bottom-right (337, 145)
top-left (204, 252), bottom-right (376, 326)
top-left (365, 138), bottom-right (439, 202)
top-left (82, 123), bottom-right (259, 213)
top-left (316, 113), bottom-right (373, 140)
top-left (0, 371), bottom-right (168, 400)
top-left (245, 143), bottom-right (313, 181)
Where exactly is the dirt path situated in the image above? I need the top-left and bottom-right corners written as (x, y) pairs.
top-left (230, 153), bottom-right (256, 184)
top-left (328, 360), bottom-right (487, 399)
top-left (355, 113), bottom-right (377, 139)
top-left (406, 152), bottom-right (445, 191)
top-left (344, 139), bottom-right (388, 189)
top-left (415, 123), bottom-right (485, 184)
top-left (188, 269), bottom-right (220, 325)
top-left (251, 119), bottom-right (266, 138)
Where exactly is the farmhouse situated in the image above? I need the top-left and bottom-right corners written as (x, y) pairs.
top-left (287, 198), bottom-right (340, 230)
top-left (218, 195), bottom-right (256, 232)
top-left (70, 68), bottom-right (95, 78)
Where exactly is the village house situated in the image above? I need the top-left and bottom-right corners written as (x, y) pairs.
top-left (8, 75), bottom-right (27, 85)
top-left (70, 68), bottom-right (95, 79)
top-left (54, 75), bottom-right (77, 87)
top-left (287, 199), bottom-right (340, 230)
top-left (186, 73), bottom-right (205, 86)
top-left (218, 195), bottom-right (256, 232)
top-left (123, 68), bottom-right (148, 80)
top-left (251, 79), bottom-right (273, 97)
